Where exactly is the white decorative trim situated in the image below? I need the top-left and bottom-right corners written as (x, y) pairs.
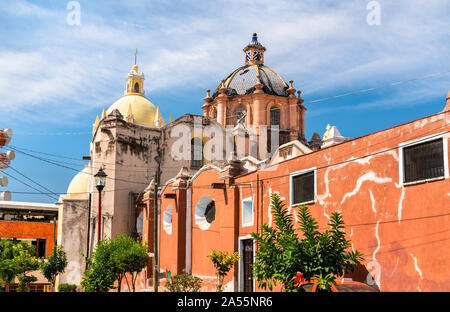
top-left (189, 164), bottom-right (226, 183)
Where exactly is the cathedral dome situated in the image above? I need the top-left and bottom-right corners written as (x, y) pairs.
top-left (211, 34), bottom-right (289, 99)
top-left (66, 167), bottom-right (89, 198)
top-left (211, 64), bottom-right (288, 99)
top-left (107, 94), bottom-right (157, 126)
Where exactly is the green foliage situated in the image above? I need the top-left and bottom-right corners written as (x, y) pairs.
top-left (58, 283), bottom-right (77, 292)
top-left (165, 274), bottom-right (202, 292)
top-left (40, 245), bottom-right (68, 291)
top-left (207, 250), bottom-right (241, 292)
top-left (251, 193), bottom-right (364, 292)
top-left (10, 242), bottom-right (40, 292)
top-left (313, 273), bottom-right (337, 292)
top-left (81, 239), bottom-right (116, 292)
top-left (81, 235), bottom-right (149, 292)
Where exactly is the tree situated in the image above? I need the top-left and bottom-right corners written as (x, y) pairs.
top-left (12, 243), bottom-right (40, 292)
top-left (0, 240), bottom-right (41, 292)
top-left (81, 239), bottom-right (116, 292)
top-left (81, 235), bottom-right (149, 292)
top-left (109, 234), bottom-right (149, 292)
top-left (207, 249), bottom-right (241, 292)
top-left (251, 193), bottom-right (364, 292)
top-left (40, 245), bottom-right (68, 291)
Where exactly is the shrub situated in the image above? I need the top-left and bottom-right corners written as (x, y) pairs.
top-left (58, 283), bottom-right (77, 292)
top-left (165, 274), bottom-right (202, 292)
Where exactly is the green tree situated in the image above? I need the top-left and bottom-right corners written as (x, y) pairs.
top-left (109, 234), bottom-right (149, 292)
top-left (207, 250), bottom-right (241, 292)
top-left (81, 239), bottom-right (116, 292)
top-left (251, 193), bottom-right (363, 292)
top-left (12, 243), bottom-right (40, 292)
top-left (81, 235), bottom-right (149, 292)
top-left (40, 245), bottom-right (68, 292)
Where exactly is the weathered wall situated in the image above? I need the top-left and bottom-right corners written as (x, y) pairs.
top-left (57, 197), bottom-right (89, 287)
top-left (234, 111), bottom-right (450, 291)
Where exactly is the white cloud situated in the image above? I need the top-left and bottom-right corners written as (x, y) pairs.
top-left (0, 0), bottom-right (448, 125)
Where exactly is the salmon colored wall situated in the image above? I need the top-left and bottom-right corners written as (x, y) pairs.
top-left (234, 111), bottom-right (450, 291)
top-left (156, 111), bottom-right (450, 292)
top-left (159, 180), bottom-right (186, 276)
top-left (190, 168), bottom-right (238, 290)
top-left (0, 220), bottom-right (57, 258)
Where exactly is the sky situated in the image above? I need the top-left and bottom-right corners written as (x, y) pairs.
top-left (0, 0), bottom-right (449, 203)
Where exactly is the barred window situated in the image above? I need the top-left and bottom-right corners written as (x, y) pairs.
top-left (190, 137), bottom-right (203, 169)
top-left (270, 106), bottom-right (280, 126)
top-left (291, 171), bottom-right (315, 205)
top-left (403, 138), bottom-right (444, 183)
top-left (235, 105), bottom-right (247, 125)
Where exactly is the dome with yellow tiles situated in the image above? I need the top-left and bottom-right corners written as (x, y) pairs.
top-left (66, 167), bottom-right (89, 198)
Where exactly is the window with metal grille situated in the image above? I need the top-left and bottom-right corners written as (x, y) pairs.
top-left (235, 105), bottom-right (247, 125)
top-left (403, 138), bottom-right (444, 183)
top-left (190, 137), bottom-right (203, 169)
top-left (270, 106), bottom-right (280, 126)
top-left (291, 171), bottom-right (315, 205)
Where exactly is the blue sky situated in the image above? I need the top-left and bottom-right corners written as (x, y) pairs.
top-left (0, 0), bottom-right (449, 203)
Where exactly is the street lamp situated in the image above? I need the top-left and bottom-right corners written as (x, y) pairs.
top-left (94, 168), bottom-right (107, 242)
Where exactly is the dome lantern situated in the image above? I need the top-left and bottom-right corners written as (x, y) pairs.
top-left (243, 33), bottom-right (266, 65)
top-left (125, 51), bottom-right (145, 97)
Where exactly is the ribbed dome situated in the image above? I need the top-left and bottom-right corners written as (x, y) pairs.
top-left (107, 94), bottom-right (157, 126)
top-left (212, 64), bottom-right (288, 99)
top-left (66, 167), bottom-right (89, 198)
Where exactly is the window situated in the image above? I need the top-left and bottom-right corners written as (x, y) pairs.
top-left (402, 137), bottom-right (446, 184)
top-left (32, 239), bottom-right (47, 258)
top-left (163, 204), bottom-right (173, 235)
top-left (204, 201), bottom-right (215, 224)
top-left (235, 105), bottom-right (247, 125)
top-left (195, 195), bottom-right (215, 230)
top-left (134, 82), bottom-right (139, 93)
top-left (242, 197), bottom-right (253, 227)
top-left (270, 106), bottom-right (280, 126)
top-left (290, 169), bottom-right (316, 205)
top-left (190, 137), bottom-right (203, 169)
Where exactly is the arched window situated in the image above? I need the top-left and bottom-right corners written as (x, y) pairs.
top-left (190, 137), bottom-right (203, 169)
top-left (235, 105), bottom-right (247, 125)
top-left (134, 82), bottom-right (139, 93)
top-left (270, 106), bottom-right (280, 126)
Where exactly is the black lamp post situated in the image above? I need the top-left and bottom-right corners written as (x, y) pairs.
top-left (94, 168), bottom-right (107, 242)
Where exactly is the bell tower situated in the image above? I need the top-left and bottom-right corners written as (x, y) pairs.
top-left (125, 50), bottom-right (145, 96)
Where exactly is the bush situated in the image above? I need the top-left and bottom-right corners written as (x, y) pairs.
top-left (58, 283), bottom-right (77, 292)
top-left (165, 274), bottom-right (202, 292)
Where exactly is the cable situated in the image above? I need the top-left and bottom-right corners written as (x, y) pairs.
top-left (1, 170), bottom-right (59, 202)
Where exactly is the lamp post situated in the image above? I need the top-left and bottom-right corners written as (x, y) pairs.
top-left (94, 168), bottom-right (107, 242)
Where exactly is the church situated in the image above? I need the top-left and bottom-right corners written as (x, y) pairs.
top-left (57, 33), bottom-right (450, 292)
top-left (57, 33), bottom-right (312, 287)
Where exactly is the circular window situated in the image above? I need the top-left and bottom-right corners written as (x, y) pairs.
top-left (163, 204), bottom-right (173, 235)
top-left (195, 195), bottom-right (215, 230)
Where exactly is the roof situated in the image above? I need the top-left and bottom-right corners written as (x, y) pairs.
top-left (0, 201), bottom-right (58, 212)
top-left (211, 64), bottom-right (288, 99)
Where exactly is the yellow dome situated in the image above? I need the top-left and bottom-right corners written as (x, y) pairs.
top-left (107, 94), bottom-right (157, 126)
top-left (66, 167), bottom-right (89, 198)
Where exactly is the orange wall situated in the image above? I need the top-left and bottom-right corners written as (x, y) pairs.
top-left (234, 111), bottom-right (450, 291)
top-left (155, 111), bottom-right (450, 292)
top-left (0, 220), bottom-right (56, 258)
